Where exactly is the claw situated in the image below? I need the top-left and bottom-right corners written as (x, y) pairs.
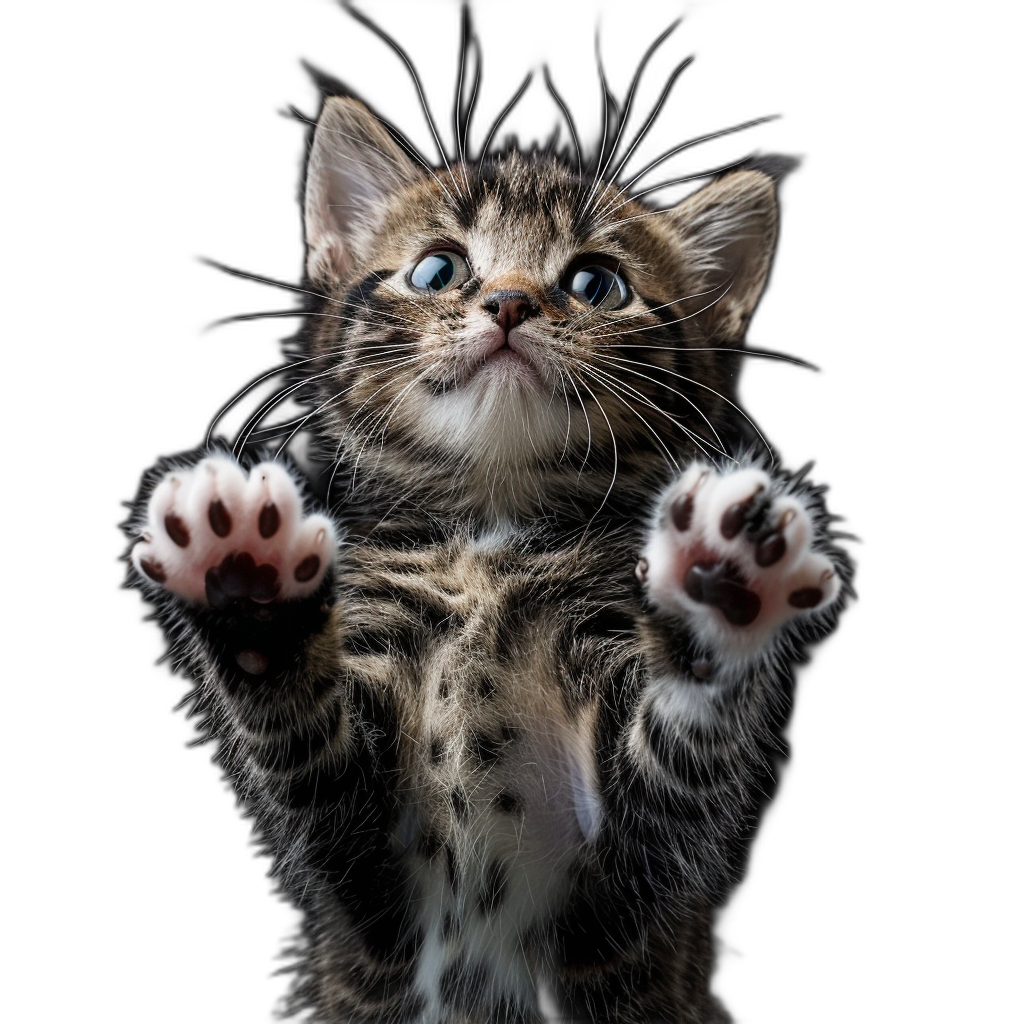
top-left (720, 485), bottom-right (764, 540)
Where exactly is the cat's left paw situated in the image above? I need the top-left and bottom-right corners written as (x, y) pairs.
top-left (639, 464), bottom-right (840, 657)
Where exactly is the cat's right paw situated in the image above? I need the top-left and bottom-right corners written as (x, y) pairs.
top-left (131, 456), bottom-right (336, 607)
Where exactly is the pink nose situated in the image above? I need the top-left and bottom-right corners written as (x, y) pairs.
top-left (482, 291), bottom-right (538, 336)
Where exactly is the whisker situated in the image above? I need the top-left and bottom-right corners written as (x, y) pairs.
top-left (585, 356), bottom-right (720, 448)
top-left (603, 158), bottom-right (749, 219)
top-left (271, 356), bottom-right (416, 459)
top-left (543, 67), bottom-right (582, 177)
top-left (346, 365), bottom-right (433, 484)
top-left (581, 25), bottom-right (675, 224)
top-left (480, 71), bottom-right (534, 158)
top-left (200, 257), bottom-right (332, 303)
top-left (616, 116), bottom-right (777, 198)
top-left (594, 352), bottom-right (774, 463)
top-left (581, 364), bottom-right (684, 464)
top-left (593, 45), bottom-right (688, 208)
top-left (231, 369), bottom-right (335, 456)
top-left (572, 374), bottom-right (619, 518)
top-left (591, 342), bottom-right (819, 371)
top-left (577, 362), bottom-right (712, 466)
top-left (235, 347), bottom-right (416, 456)
top-left (575, 35), bottom-right (618, 220)
top-left (341, 1), bottom-right (455, 183)
top-left (452, 4), bottom-right (469, 167)
top-left (451, 4), bottom-right (480, 198)
top-left (207, 309), bottom-right (421, 332)
top-left (562, 369), bottom-right (594, 480)
top-left (204, 355), bottom-right (321, 447)
top-left (585, 282), bottom-right (729, 333)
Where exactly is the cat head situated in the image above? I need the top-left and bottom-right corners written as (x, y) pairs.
top-left (300, 95), bottom-right (781, 511)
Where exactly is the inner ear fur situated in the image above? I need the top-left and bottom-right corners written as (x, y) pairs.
top-left (304, 96), bottom-right (423, 286)
top-left (666, 170), bottom-right (780, 341)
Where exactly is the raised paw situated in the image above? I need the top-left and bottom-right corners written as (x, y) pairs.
top-left (640, 464), bottom-right (839, 655)
top-left (131, 456), bottom-right (337, 606)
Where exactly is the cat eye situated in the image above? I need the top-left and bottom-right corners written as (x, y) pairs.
top-left (409, 251), bottom-right (470, 294)
top-left (565, 263), bottom-right (629, 310)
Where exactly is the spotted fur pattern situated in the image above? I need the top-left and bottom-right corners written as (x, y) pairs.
top-left (125, 88), bottom-right (853, 1023)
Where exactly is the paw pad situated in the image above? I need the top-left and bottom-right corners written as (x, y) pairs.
top-left (131, 456), bottom-right (337, 606)
top-left (642, 464), bottom-right (839, 650)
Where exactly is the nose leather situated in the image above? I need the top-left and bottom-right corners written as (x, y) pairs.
top-left (482, 290), bottom-right (539, 337)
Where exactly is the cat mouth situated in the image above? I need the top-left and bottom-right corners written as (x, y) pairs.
top-left (485, 342), bottom-right (531, 367)
top-left (469, 332), bottom-right (541, 385)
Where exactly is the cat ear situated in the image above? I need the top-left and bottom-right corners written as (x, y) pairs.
top-left (666, 170), bottom-right (780, 339)
top-left (304, 96), bottom-right (423, 285)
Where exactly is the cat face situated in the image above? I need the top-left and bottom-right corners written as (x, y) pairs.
top-left (302, 97), bottom-right (779, 474)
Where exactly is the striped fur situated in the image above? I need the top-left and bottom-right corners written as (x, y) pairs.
top-left (125, 93), bottom-right (853, 1023)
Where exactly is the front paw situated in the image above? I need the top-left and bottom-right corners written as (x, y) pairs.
top-left (640, 464), bottom-right (840, 657)
top-left (130, 456), bottom-right (337, 607)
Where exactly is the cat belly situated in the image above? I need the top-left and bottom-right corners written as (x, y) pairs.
top-left (397, 654), bottom-right (601, 1019)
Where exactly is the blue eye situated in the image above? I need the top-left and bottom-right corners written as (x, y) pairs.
top-left (409, 251), bottom-right (470, 293)
top-left (567, 264), bottom-right (629, 310)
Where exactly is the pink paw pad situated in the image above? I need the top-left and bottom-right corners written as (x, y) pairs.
top-left (131, 456), bottom-right (337, 606)
top-left (640, 465), bottom-right (839, 650)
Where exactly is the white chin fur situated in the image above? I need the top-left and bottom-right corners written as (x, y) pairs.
top-left (409, 372), bottom-right (583, 464)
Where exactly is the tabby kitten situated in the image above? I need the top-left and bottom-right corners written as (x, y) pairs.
top-left (125, 22), bottom-right (852, 1023)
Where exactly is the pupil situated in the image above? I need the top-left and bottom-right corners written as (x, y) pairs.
top-left (574, 267), bottom-right (610, 305)
top-left (414, 254), bottom-right (456, 292)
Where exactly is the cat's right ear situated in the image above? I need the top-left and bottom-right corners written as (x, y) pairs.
top-left (304, 97), bottom-right (423, 286)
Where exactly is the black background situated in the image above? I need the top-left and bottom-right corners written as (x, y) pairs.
top-left (96, 6), bottom-right (913, 1015)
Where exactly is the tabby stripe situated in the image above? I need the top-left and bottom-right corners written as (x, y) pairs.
top-left (641, 705), bottom-right (727, 788)
top-left (342, 268), bottom-right (398, 309)
top-left (349, 583), bottom-right (460, 631)
top-left (343, 623), bottom-right (422, 659)
top-left (345, 954), bottom-right (419, 1006)
top-left (249, 710), bottom-right (337, 772)
top-left (299, 681), bottom-right (413, 960)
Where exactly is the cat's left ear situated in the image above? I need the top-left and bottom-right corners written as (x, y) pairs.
top-left (304, 96), bottom-right (423, 286)
top-left (665, 169), bottom-right (780, 339)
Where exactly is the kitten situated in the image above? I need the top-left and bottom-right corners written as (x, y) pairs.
top-left (125, 14), bottom-right (852, 1023)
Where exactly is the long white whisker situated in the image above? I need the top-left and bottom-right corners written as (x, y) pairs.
top-left (355, 367), bottom-right (430, 477)
top-left (590, 280), bottom-right (734, 338)
top-left (575, 48), bottom-right (616, 221)
top-left (573, 374), bottom-right (619, 517)
top-left (590, 282), bottom-right (725, 332)
top-left (563, 370), bottom-right (594, 481)
top-left (592, 341), bottom-right (818, 369)
top-left (588, 20), bottom-right (683, 210)
top-left (577, 364), bottom-right (680, 471)
top-left (232, 368), bottom-right (337, 455)
top-left (201, 258), bottom-right (349, 308)
top-left (585, 356), bottom-right (729, 460)
top-left (598, 46), bottom-right (688, 201)
top-left (595, 352), bottom-right (772, 463)
top-left (215, 307), bottom-right (421, 334)
top-left (454, 13), bottom-right (467, 163)
top-left (268, 356), bottom-right (415, 459)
